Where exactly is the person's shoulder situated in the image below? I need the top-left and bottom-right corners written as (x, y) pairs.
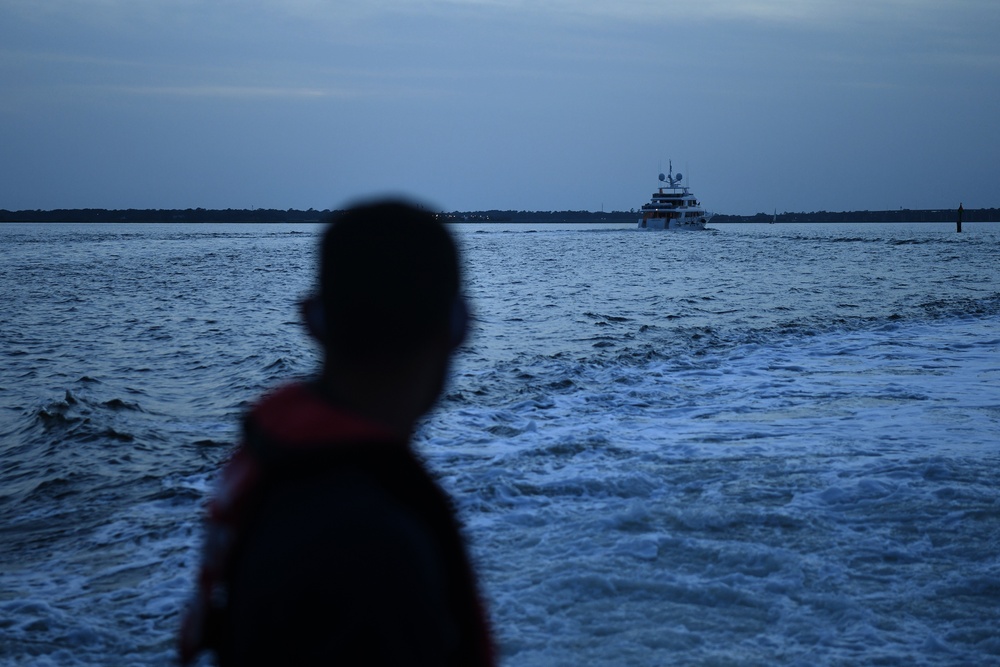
top-left (251, 461), bottom-right (439, 560)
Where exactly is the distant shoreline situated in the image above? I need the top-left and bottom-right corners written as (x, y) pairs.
top-left (1, 208), bottom-right (996, 224)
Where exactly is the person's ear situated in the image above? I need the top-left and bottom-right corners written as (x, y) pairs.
top-left (300, 295), bottom-right (326, 342)
top-left (449, 296), bottom-right (469, 349)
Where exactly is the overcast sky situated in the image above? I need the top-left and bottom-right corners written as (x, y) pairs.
top-left (2, 0), bottom-right (997, 214)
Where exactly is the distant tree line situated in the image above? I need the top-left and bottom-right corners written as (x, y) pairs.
top-left (1, 207), bottom-right (997, 223)
top-left (435, 210), bottom-right (636, 223)
top-left (0, 208), bottom-right (639, 223)
top-left (0, 208), bottom-right (330, 223)
top-left (712, 208), bottom-right (1000, 223)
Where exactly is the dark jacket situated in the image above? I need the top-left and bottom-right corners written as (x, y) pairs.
top-left (180, 383), bottom-right (494, 666)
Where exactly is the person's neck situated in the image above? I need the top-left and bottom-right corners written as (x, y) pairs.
top-left (314, 380), bottom-right (411, 440)
top-left (316, 364), bottom-right (440, 440)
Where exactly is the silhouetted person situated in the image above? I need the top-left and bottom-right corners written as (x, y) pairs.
top-left (180, 200), bottom-right (494, 666)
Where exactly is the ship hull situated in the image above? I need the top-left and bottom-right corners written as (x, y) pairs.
top-left (638, 214), bottom-right (712, 230)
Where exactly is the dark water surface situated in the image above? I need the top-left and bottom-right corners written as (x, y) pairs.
top-left (1, 222), bottom-right (998, 665)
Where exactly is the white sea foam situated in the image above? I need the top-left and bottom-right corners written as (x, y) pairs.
top-left (428, 309), bottom-right (1000, 665)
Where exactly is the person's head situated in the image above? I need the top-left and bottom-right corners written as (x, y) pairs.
top-left (304, 199), bottom-right (467, 376)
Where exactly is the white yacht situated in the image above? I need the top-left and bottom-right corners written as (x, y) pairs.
top-left (638, 162), bottom-right (712, 230)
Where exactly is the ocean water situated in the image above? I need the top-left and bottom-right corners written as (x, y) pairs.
top-left (1, 221), bottom-right (998, 666)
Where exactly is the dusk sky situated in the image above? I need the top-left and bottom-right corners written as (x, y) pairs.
top-left (2, 0), bottom-right (998, 215)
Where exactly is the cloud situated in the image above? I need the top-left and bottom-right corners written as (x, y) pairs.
top-left (108, 85), bottom-right (346, 99)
